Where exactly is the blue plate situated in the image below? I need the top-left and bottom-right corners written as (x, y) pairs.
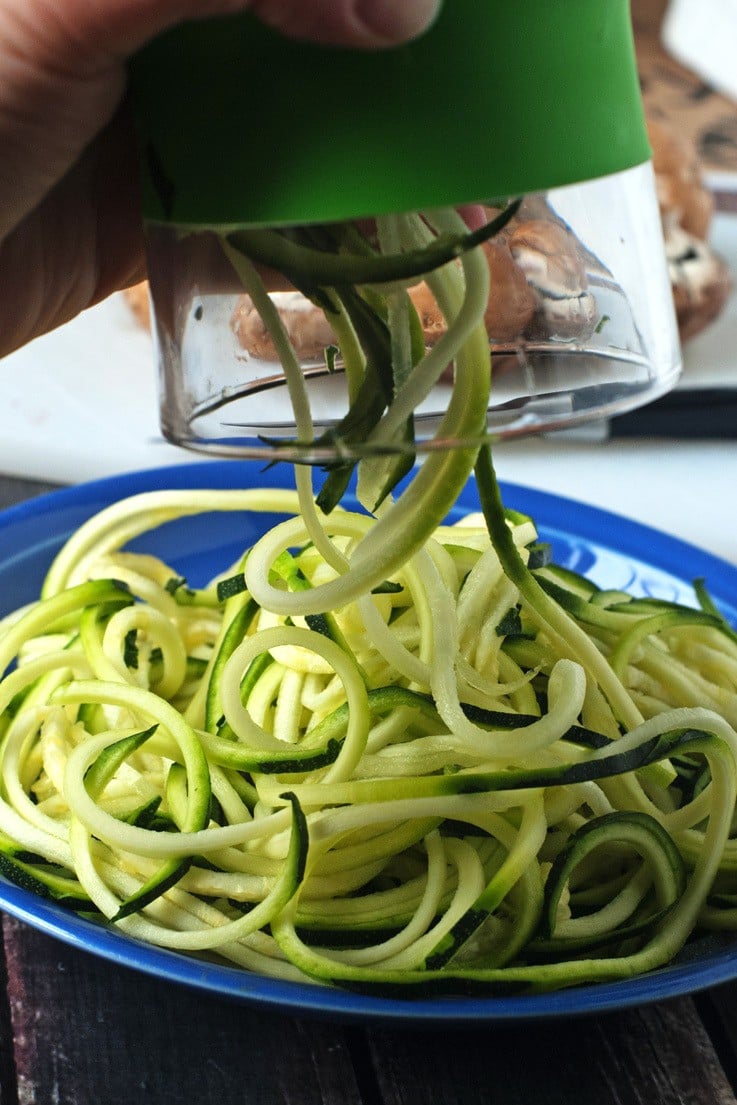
top-left (1, 460), bottom-right (737, 1024)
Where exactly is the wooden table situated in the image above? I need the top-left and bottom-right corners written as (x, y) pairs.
top-left (0, 475), bottom-right (736, 1104)
top-left (4, 8), bottom-right (737, 1092)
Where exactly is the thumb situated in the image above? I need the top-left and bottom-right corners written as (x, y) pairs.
top-left (247, 0), bottom-right (442, 47)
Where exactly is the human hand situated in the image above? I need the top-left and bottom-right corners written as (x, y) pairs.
top-left (0, 0), bottom-right (441, 357)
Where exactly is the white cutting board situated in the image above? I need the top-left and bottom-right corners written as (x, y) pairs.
top-left (0, 291), bottom-right (189, 483)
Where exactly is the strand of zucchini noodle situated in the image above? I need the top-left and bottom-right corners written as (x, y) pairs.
top-left (220, 239), bottom-right (347, 576)
top-left (228, 206), bottom-right (492, 615)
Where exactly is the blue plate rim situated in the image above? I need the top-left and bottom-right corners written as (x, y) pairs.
top-left (1, 459), bottom-right (736, 1024)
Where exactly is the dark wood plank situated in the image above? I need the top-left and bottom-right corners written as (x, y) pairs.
top-left (0, 477), bottom-right (61, 1105)
top-left (0, 477), bottom-right (60, 511)
top-left (697, 982), bottom-right (737, 1091)
top-left (0, 931), bottom-right (18, 1105)
top-left (7, 899), bottom-right (735, 1105)
top-left (2, 916), bottom-right (363, 1105)
top-left (363, 999), bottom-right (737, 1105)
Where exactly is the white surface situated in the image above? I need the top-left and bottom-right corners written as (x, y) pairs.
top-left (663, 0), bottom-right (737, 104)
top-left (1, 219), bottom-right (737, 566)
top-left (506, 210), bottom-right (737, 566)
top-left (0, 293), bottom-right (187, 483)
top-left (677, 213), bottom-right (737, 386)
top-left (493, 436), bottom-right (737, 566)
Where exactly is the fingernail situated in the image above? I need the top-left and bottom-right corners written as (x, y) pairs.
top-left (354, 0), bottom-right (442, 44)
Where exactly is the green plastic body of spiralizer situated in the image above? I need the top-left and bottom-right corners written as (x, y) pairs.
top-left (129, 0), bottom-right (650, 227)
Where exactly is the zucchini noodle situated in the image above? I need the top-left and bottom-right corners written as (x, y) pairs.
top-left (1, 481), bottom-right (737, 994)
top-left (0, 209), bottom-right (736, 997)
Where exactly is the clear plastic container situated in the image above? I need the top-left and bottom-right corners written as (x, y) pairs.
top-left (147, 162), bottom-right (679, 460)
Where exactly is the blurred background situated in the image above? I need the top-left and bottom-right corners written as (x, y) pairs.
top-left (636, 0), bottom-right (737, 184)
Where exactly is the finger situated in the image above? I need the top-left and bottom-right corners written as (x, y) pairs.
top-left (28, 0), bottom-right (441, 57)
top-left (248, 0), bottom-right (442, 47)
top-left (0, 107), bottom-right (146, 357)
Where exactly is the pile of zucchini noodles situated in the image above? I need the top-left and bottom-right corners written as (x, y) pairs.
top-left (1, 209), bottom-right (737, 996)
